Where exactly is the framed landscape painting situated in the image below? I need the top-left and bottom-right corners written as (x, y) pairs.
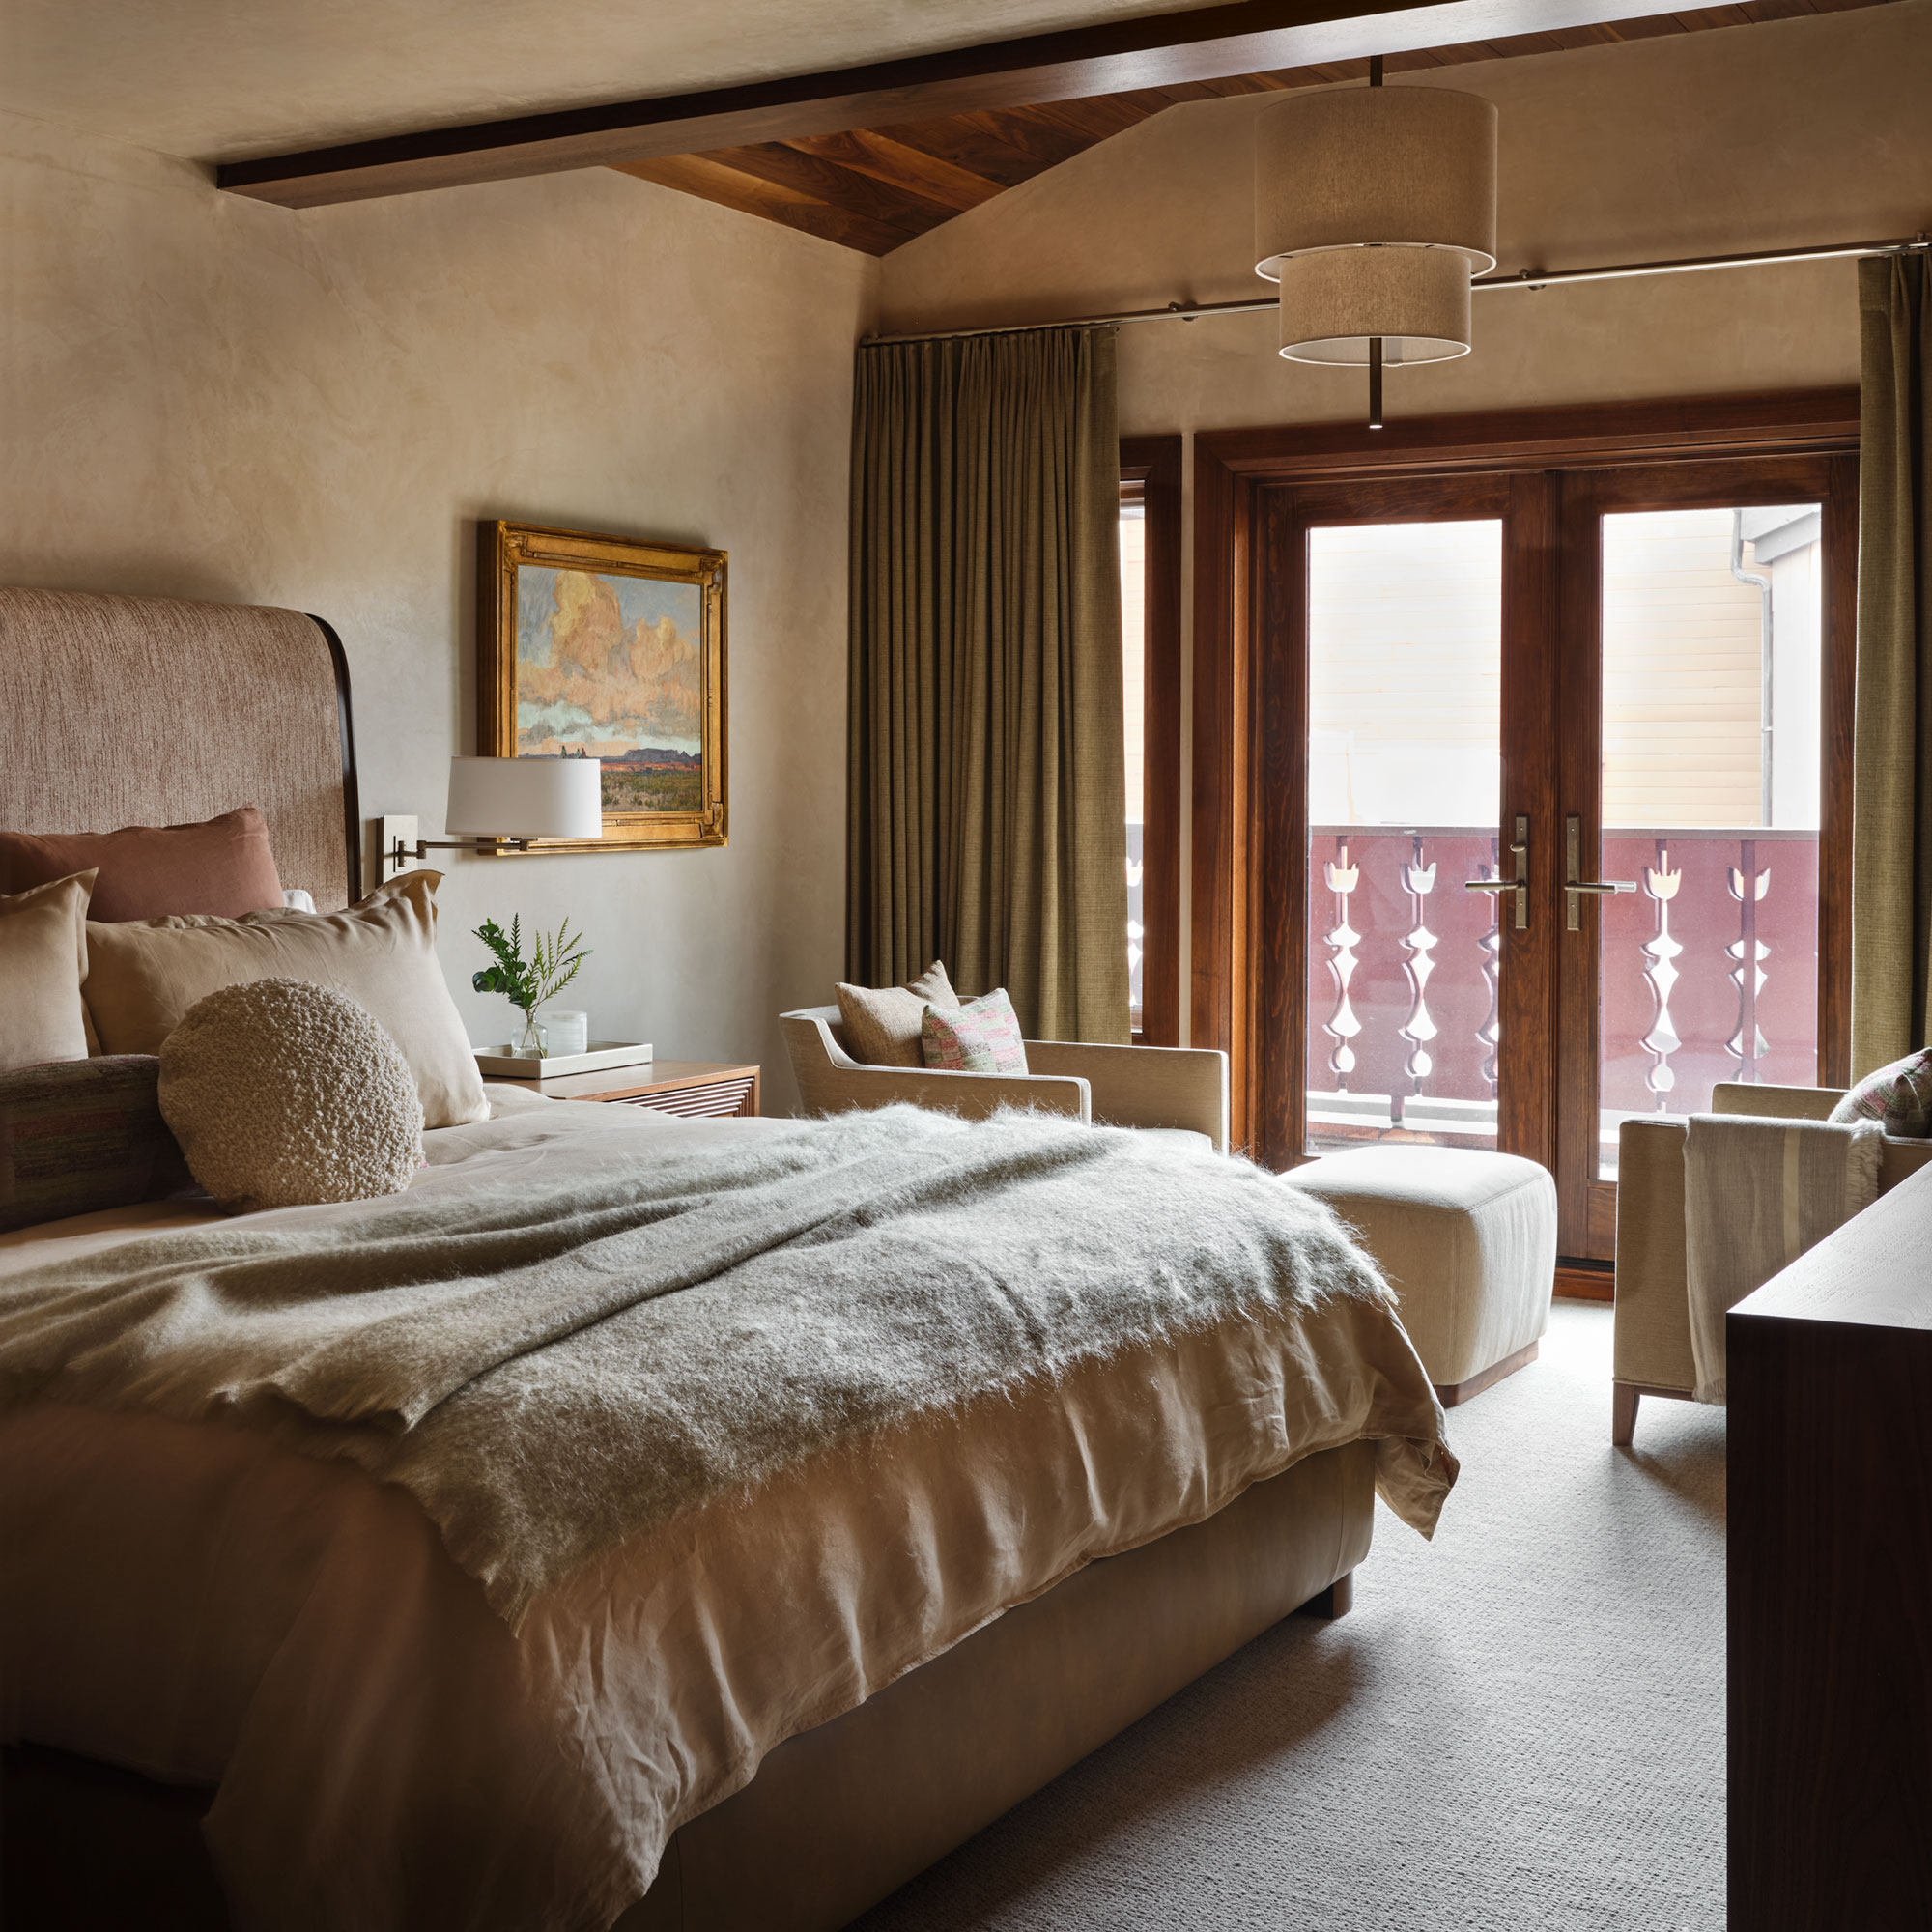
top-left (477, 520), bottom-right (727, 851)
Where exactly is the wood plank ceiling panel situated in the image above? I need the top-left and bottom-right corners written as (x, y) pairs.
top-left (603, 0), bottom-right (1895, 257)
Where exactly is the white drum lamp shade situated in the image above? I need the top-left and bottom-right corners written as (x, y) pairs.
top-left (444, 756), bottom-right (604, 839)
top-left (1254, 82), bottom-right (1498, 380)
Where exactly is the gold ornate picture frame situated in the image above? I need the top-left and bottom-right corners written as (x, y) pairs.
top-left (477, 520), bottom-right (727, 852)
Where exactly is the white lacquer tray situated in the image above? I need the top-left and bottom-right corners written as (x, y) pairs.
top-left (473, 1040), bottom-right (654, 1079)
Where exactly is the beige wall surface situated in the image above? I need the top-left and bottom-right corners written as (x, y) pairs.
top-left (876, 1), bottom-right (1929, 1037)
top-left (0, 110), bottom-right (877, 1107)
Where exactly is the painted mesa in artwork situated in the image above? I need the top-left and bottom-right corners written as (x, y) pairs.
top-left (515, 566), bottom-right (704, 814)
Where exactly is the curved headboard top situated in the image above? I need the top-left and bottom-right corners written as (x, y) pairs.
top-left (0, 587), bottom-right (357, 911)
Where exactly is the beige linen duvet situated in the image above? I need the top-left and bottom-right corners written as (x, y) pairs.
top-left (0, 1094), bottom-right (1454, 1932)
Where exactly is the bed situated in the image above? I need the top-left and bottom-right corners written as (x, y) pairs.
top-left (0, 587), bottom-right (1456, 1932)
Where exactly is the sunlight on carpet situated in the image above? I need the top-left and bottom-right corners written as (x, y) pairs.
top-left (855, 1301), bottom-right (1726, 1932)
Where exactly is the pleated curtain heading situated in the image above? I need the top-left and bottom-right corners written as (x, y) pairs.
top-left (1850, 253), bottom-right (1932, 1073)
top-left (847, 326), bottom-right (1130, 1043)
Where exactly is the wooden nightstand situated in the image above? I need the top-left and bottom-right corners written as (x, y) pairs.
top-left (492, 1059), bottom-right (760, 1119)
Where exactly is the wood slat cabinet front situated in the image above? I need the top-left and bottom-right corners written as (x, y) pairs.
top-left (494, 1060), bottom-right (761, 1119)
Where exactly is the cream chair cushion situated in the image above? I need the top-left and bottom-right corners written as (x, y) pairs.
top-left (1284, 1146), bottom-right (1556, 1393)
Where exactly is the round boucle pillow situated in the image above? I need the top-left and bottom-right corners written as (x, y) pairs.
top-left (158, 977), bottom-right (424, 1212)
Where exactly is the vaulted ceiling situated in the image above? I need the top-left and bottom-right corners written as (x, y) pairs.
top-left (611, 0), bottom-right (1896, 255)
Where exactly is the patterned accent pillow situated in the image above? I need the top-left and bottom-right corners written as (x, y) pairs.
top-left (0, 1055), bottom-right (193, 1234)
top-left (921, 990), bottom-right (1030, 1075)
top-left (1829, 1048), bottom-right (1932, 1136)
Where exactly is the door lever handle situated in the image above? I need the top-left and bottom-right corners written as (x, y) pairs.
top-left (1564, 814), bottom-right (1636, 931)
top-left (1464, 814), bottom-right (1529, 931)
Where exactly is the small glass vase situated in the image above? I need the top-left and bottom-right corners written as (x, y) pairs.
top-left (513, 1013), bottom-right (548, 1062)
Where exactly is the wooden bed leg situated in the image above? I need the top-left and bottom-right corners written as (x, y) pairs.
top-left (1612, 1383), bottom-right (1639, 1448)
top-left (1293, 1571), bottom-right (1354, 1620)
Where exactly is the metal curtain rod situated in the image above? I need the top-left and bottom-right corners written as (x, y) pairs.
top-left (860, 231), bottom-right (1930, 346)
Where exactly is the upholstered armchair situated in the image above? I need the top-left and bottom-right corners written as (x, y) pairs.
top-left (780, 1007), bottom-right (1230, 1152)
top-left (1612, 1080), bottom-right (1932, 1443)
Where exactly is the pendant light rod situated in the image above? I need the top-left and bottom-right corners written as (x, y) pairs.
top-left (860, 232), bottom-right (1929, 345)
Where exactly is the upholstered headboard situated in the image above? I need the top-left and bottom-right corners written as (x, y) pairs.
top-left (0, 588), bottom-right (359, 910)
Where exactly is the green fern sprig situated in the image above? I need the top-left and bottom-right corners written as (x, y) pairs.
top-left (471, 915), bottom-right (589, 1022)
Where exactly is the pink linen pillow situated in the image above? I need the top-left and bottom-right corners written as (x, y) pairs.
top-left (920, 990), bottom-right (1029, 1074)
top-left (0, 806), bottom-right (284, 923)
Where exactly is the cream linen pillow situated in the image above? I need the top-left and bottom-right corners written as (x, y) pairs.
top-left (835, 960), bottom-right (959, 1067)
top-left (84, 871), bottom-right (490, 1129)
top-left (0, 870), bottom-right (96, 1073)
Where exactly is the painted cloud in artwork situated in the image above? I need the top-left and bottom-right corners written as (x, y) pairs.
top-left (515, 566), bottom-right (702, 758)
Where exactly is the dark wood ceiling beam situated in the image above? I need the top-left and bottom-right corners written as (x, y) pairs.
top-left (695, 142), bottom-right (959, 234)
top-left (214, 0), bottom-right (1678, 207)
top-left (867, 117), bottom-right (1070, 193)
top-left (782, 129), bottom-right (1006, 210)
top-left (957, 107), bottom-right (1098, 172)
top-left (609, 155), bottom-right (916, 254)
top-left (1017, 94), bottom-right (1161, 143)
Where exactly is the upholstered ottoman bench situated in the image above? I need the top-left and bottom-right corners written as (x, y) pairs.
top-left (1283, 1147), bottom-right (1557, 1406)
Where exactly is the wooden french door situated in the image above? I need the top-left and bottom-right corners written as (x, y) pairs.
top-left (1552, 453), bottom-right (1856, 1258)
top-left (1254, 470), bottom-right (1560, 1177)
top-left (1250, 440), bottom-right (1855, 1269)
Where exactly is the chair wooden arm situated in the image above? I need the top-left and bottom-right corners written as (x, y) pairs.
top-left (1023, 1041), bottom-right (1230, 1152)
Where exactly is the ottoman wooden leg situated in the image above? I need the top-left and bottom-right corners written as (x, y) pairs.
top-left (1433, 1339), bottom-right (1539, 1408)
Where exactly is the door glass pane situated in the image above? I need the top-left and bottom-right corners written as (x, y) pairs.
top-left (1120, 497), bottom-right (1146, 1028)
top-left (1597, 506), bottom-right (1823, 1179)
top-left (1305, 520), bottom-right (1503, 1152)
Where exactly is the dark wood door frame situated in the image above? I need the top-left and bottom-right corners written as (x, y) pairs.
top-left (1122, 435), bottom-right (1184, 1048)
top-left (1192, 387), bottom-right (1861, 1160)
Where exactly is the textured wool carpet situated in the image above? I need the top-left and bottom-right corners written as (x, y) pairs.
top-left (855, 1300), bottom-right (1727, 1932)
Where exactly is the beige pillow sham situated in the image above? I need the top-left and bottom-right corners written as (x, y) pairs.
top-left (835, 960), bottom-right (959, 1067)
top-left (84, 871), bottom-right (490, 1129)
top-left (0, 870), bottom-right (96, 1073)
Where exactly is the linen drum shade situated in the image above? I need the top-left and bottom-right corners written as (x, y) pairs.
top-left (445, 756), bottom-right (603, 839)
top-left (1275, 247), bottom-right (1473, 364)
top-left (1253, 88), bottom-right (1499, 279)
top-left (1255, 84), bottom-right (1497, 370)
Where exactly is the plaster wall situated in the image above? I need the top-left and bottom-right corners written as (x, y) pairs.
top-left (0, 110), bottom-right (877, 1106)
top-left (876, 1), bottom-right (1931, 1037)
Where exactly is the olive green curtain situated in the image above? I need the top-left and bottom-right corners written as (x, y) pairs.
top-left (846, 326), bottom-right (1129, 1042)
top-left (1851, 254), bottom-right (1932, 1074)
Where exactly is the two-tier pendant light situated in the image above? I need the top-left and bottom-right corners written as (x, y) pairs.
top-left (1255, 56), bottom-right (1499, 428)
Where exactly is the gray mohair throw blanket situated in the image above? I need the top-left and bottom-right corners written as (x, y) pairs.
top-left (0, 1106), bottom-right (1443, 1625)
top-left (1684, 1112), bottom-right (1884, 1404)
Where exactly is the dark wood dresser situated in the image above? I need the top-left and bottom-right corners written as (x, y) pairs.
top-left (1728, 1170), bottom-right (1932, 1929)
